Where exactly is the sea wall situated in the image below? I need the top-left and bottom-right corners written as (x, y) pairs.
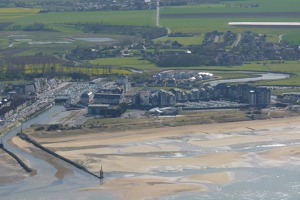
top-left (0, 145), bottom-right (32, 173)
top-left (17, 133), bottom-right (101, 179)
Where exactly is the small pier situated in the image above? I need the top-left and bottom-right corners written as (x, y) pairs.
top-left (18, 133), bottom-right (102, 180)
top-left (0, 140), bottom-right (32, 173)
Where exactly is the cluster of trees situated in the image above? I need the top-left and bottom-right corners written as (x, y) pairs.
top-left (152, 53), bottom-right (204, 67)
top-left (7, 23), bottom-right (55, 32)
top-left (169, 32), bottom-right (194, 37)
top-left (129, 73), bottom-right (152, 82)
top-left (0, 65), bottom-right (127, 81)
top-left (67, 46), bottom-right (120, 60)
top-left (0, 22), bottom-right (12, 30)
top-left (0, 54), bottom-right (131, 81)
top-left (75, 23), bottom-right (167, 40)
top-left (146, 30), bottom-right (300, 67)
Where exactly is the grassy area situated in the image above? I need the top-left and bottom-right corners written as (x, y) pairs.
top-left (88, 58), bottom-right (300, 86)
top-left (7, 10), bottom-right (156, 28)
top-left (272, 88), bottom-right (300, 96)
top-left (283, 32), bottom-right (300, 45)
top-left (0, 30), bottom-right (113, 57)
top-left (160, 0), bottom-right (300, 43)
top-left (254, 0), bottom-right (300, 12)
top-left (89, 57), bottom-right (158, 70)
top-left (1, 1), bottom-right (299, 45)
top-left (161, 0), bottom-right (300, 14)
top-left (212, 71), bottom-right (258, 80)
top-left (83, 109), bottom-right (252, 132)
top-left (200, 61), bottom-right (300, 86)
top-left (0, 1), bottom-right (299, 86)
top-left (161, 17), bottom-right (300, 35)
top-left (0, 8), bottom-right (40, 20)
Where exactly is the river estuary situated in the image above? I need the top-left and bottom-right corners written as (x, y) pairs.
top-left (1, 72), bottom-right (300, 200)
top-left (0, 106), bottom-right (115, 200)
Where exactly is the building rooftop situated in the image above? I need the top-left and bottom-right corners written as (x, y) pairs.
top-left (88, 104), bottom-right (110, 108)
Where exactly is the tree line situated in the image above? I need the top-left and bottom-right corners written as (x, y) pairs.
top-left (0, 56), bottom-right (130, 81)
top-left (74, 22), bottom-right (168, 40)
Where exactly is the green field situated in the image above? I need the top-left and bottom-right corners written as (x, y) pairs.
top-left (1, 1), bottom-right (300, 87)
top-left (7, 10), bottom-right (156, 28)
top-left (88, 56), bottom-right (300, 86)
top-left (283, 32), bottom-right (300, 44)
top-left (1, 1), bottom-right (300, 44)
top-left (160, 0), bottom-right (300, 43)
top-left (0, 8), bottom-right (40, 20)
top-left (201, 61), bottom-right (300, 86)
top-left (162, 17), bottom-right (300, 33)
top-left (161, 0), bottom-right (300, 14)
top-left (89, 57), bottom-right (158, 71)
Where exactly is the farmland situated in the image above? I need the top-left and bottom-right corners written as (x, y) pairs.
top-left (160, 0), bottom-right (300, 44)
top-left (0, 0), bottom-right (299, 86)
top-left (160, 0), bottom-right (300, 14)
top-left (0, 8), bottom-right (40, 20)
top-left (6, 10), bottom-right (156, 28)
top-left (1, 1), bottom-right (300, 43)
top-left (89, 57), bottom-right (158, 71)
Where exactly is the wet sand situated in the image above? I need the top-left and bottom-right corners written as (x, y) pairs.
top-left (0, 149), bottom-right (26, 185)
top-left (10, 116), bottom-right (300, 199)
top-left (82, 176), bottom-right (207, 200)
top-left (10, 137), bottom-right (73, 180)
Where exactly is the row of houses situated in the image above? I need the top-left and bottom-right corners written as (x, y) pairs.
top-left (132, 89), bottom-right (176, 107)
top-left (0, 95), bottom-right (28, 118)
top-left (0, 79), bottom-right (55, 118)
top-left (132, 72), bottom-right (214, 89)
top-left (11, 78), bottom-right (58, 96)
top-left (132, 84), bottom-right (271, 108)
top-left (133, 79), bottom-right (200, 89)
top-left (277, 92), bottom-right (300, 104)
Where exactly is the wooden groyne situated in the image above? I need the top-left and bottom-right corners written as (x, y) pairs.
top-left (0, 145), bottom-right (32, 173)
top-left (17, 133), bottom-right (101, 179)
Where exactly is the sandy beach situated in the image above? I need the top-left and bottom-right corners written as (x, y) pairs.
top-left (0, 149), bottom-right (27, 186)
top-left (9, 116), bottom-right (300, 199)
top-left (10, 137), bottom-right (73, 180)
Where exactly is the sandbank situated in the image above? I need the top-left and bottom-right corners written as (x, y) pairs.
top-left (10, 137), bottom-right (73, 179)
top-left (18, 115), bottom-right (300, 199)
top-left (0, 149), bottom-right (27, 185)
top-left (82, 176), bottom-right (206, 200)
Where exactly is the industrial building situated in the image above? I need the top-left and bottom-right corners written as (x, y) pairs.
top-left (93, 93), bottom-right (122, 105)
top-left (80, 91), bottom-right (94, 105)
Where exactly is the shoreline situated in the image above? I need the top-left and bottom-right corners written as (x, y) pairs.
top-left (10, 115), bottom-right (300, 199)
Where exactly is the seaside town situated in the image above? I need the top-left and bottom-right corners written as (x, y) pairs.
top-left (1, 70), bottom-right (297, 127)
top-left (2, 0), bottom-right (300, 200)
